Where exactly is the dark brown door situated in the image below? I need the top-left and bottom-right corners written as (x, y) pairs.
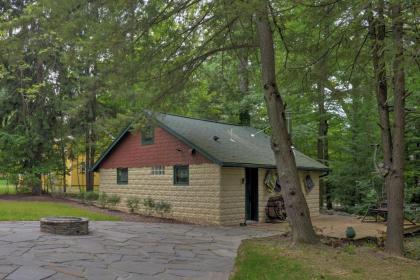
top-left (245, 168), bottom-right (259, 221)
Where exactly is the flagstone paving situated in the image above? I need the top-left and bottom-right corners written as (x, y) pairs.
top-left (0, 222), bottom-right (277, 280)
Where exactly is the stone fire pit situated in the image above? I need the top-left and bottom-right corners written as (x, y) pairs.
top-left (40, 217), bottom-right (89, 235)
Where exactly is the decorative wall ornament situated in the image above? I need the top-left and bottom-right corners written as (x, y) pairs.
top-left (264, 170), bottom-right (281, 193)
top-left (304, 175), bottom-right (314, 192)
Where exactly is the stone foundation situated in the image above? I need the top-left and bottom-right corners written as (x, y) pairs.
top-left (40, 217), bottom-right (89, 235)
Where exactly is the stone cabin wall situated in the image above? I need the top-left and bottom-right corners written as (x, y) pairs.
top-left (100, 164), bottom-right (222, 224)
top-left (98, 127), bottom-right (223, 224)
top-left (219, 167), bottom-right (321, 226)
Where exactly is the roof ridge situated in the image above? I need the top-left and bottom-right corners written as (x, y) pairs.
top-left (159, 112), bottom-right (248, 128)
top-left (293, 149), bottom-right (327, 167)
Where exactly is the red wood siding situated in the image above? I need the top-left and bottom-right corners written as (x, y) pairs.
top-left (99, 127), bottom-right (211, 169)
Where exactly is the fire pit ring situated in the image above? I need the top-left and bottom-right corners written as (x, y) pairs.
top-left (40, 217), bottom-right (89, 235)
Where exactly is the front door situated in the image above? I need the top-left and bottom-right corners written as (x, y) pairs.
top-left (245, 168), bottom-right (258, 221)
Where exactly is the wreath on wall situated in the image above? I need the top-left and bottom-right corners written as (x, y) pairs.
top-left (264, 170), bottom-right (281, 193)
top-left (304, 175), bottom-right (314, 193)
top-left (264, 170), bottom-right (287, 221)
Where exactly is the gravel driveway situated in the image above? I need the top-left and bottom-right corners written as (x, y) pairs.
top-left (0, 222), bottom-right (276, 280)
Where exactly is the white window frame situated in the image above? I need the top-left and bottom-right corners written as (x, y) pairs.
top-left (151, 165), bottom-right (165, 175)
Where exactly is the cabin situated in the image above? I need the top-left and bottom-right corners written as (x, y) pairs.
top-left (92, 113), bottom-right (328, 225)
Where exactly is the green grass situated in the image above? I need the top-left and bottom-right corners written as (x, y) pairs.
top-left (0, 179), bottom-right (16, 195)
top-left (405, 235), bottom-right (420, 260)
top-left (0, 201), bottom-right (120, 221)
top-left (230, 237), bottom-right (420, 280)
top-left (231, 239), bottom-right (336, 280)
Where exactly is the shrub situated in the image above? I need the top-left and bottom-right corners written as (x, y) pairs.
top-left (97, 192), bottom-right (109, 208)
top-left (155, 201), bottom-right (171, 216)
top-left (126, 197), bottom-right (140, 213)
top-left (84, 191), bottom-right (99, 204)
top-left (16, 185), bottom-right (31, 194)
top-left (64, 193), bottom-right (79, 199)
top-left (343, 244), bottom-right (356, 255)
top-left (143, 197), bottom-right (155, 215)
top-left (107, 194), bottom-right (121, 209)
top-left (51, 190), bottom-right (65, 199)
top-left (78, 191), bottom-right (86, 203)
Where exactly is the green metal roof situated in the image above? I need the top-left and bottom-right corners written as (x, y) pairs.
top-left (93, 113), bottom-right (329, 172)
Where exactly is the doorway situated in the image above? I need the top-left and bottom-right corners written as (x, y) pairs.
top-left (245, 168), bottom-right (259, 222)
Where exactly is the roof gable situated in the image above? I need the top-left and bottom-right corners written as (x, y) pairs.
top-left (93, 113), bottom-right (329, 172)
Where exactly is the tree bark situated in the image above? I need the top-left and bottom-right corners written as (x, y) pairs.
top-left (238, 53), bottom-right (251, 126)
top-left (85, 90), bottom-right (96, 192)
top-left (386, 0), bottom-right (406, 256)
top-left (256, 2), bottom-right (318, 244)
top-left (317, 85), bottom-right (330, 209)
top-left (60, 112), bottom-right (67, 193)
top-left (368, 0), bottom-right (392, 200)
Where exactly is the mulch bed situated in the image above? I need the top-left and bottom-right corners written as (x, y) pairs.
top-left (0, 194), bottom-right (185, 224)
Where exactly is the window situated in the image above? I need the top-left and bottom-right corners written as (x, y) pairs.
top-left (141, 126), bottom-right (154, 145)
top-left (117, 168), bottom-right (128, 185)
top-left (173, 165), bottom-right (189, 186)
top-left (151, 166), bottom-right (165, 175)
top-left (304, 175), bottom-right (314, 192)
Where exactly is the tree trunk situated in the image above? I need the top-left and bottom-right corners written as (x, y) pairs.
top-left (60, 113), bottom-right (67, 193)
top-left (368, 0), bottom-right (392, 200)
top-left (85, 91), bottom-right (96, 192)
top-left (31, 173), bottom-right (42, 195)
top-left (386, 1), bottom-right (406, 256)
top-left (85, 128), bottom-right (91, 192)
top-left (238, 53), bottom-right (251, 126)
top-left (316, 65), bottom-right (330, 209)
top-left (256, 2), bottom-right (318, 244)
top-left (61, 144), bottom-right (67, 193)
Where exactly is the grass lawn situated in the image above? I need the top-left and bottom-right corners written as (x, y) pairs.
top-left (405, 235), bottom-right (420, 260)
top-left (230, 236), bottom-right (420, 280)
top-left (0, 179), bottom-right (16, 195)
top-left (0, 201), bottom-right (120, 221)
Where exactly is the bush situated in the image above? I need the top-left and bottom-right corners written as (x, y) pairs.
top-left (126, 197), bottom-right (140, 213)
top-left (143, 197), bottom-right (155, 215)
top-left (51, 190), bottom-right (65, 199)
top-left (77, 191), bottom-right (86, 203)
top-left (84, 191), bottom-right (99, 203)
top-left (16, 185), bottom-right (31, 194)
top-left (155, 201), bottom-right (171, 216)
top-left (107, 194), bottom-right (121, 208)
top-left (409, 188), bottom-right (420, 203)
top-left (64, 193), bottom-right (79, 199)
top-left (97, 192), bottom-right (109, 208)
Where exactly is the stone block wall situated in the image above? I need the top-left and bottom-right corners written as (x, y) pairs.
top-left (218, 167), bottom-right (321, 225)
top-left (219, 167), bottom-right (246, 225)
top-left (258, 169), bottom-right (321, 222)
top-left (99, 163), bottom-right (222, 224)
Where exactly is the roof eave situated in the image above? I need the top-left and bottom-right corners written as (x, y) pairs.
top-left (91, 125), bottom-right (131, 172)
top-left (220, 162), bottom-right (329, 172)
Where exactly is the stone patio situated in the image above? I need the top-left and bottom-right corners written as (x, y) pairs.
top-left (0, 222), bottom-right (277, 280)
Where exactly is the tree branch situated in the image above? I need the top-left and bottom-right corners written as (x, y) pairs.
top-left (348, 31), bottom-right (369, 81)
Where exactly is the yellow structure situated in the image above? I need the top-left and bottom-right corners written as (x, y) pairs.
top-left (43, 155), bottom-right (99, 193)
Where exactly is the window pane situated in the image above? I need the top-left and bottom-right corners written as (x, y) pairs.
top-left (141, 126), bottom-right (154, 145)
top-left (117, 168), bottom-right (128, 184)
top-left (151, 166), bottom-right (165, 175)
top-left (174, 165), bottom-right (189, 185)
